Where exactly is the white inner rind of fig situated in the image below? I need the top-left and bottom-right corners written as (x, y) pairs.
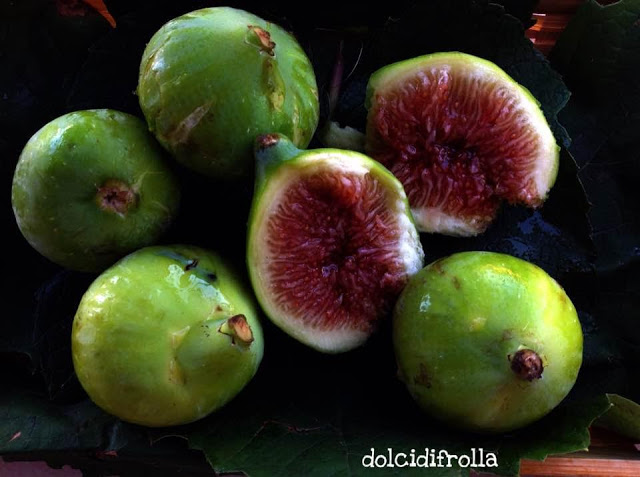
top-left (249, 153), bottom-right (423, 353)
top-left (366, 54), bottom-right (558, 236)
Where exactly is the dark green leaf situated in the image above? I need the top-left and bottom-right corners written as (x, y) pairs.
top-left (594, 394), bottom-right (640, 441)
top-left (186, 329), bottom-right (611, 477)
top-left (490, 394), bottom-right (611, 476)
top-left (1, 271), bottom-right (95, 403)
top-left (551, 0), bottom-right (640, 271)
top-left (548, 0), bottom-right (640, 408)
top-left (0, 389), bottom-right (126, 453)
top-left (491, 1), bottom-right (539, 28)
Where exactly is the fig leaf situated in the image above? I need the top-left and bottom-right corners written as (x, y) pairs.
top-left (594, 394), bottom-right (640, 442)
top-left (186, 342), bottom-right (612, 477)
top-left (0, 389), bottom-right (126, 453)
top-left (550, 0), bottom-right (640, 405)
top-left (491, 0), bottom-right (539, 28)
top-left (550, 0), bottom-right (640, 272)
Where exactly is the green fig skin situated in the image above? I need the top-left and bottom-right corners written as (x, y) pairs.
top-left (138, 7), bottom-right (319, 179)
top-left (72, 245), bottom-right (264, 427)
top-left (393, 252), bottom-right (583, 433)
top-left (11, 110), bottom-right (180, 272)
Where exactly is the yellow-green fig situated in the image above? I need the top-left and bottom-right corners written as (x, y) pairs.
top-left (393, 251), bottom-right (583, 433)
top-left (72, 245), bottom-right (264, 427)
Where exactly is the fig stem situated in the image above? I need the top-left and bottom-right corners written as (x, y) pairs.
top-left (254, 134), bottom-right (301, 184)
top-left (218, 314), bottom-right (254, 346)
top-left (509, 349), bottom-right (543, 381)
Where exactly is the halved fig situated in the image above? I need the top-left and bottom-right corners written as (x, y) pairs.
top-left (247, 134), bottom-right (424, 353)
top-left (365, 52), bottom-right (559, 236)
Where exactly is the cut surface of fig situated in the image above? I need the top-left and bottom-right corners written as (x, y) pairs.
top-left (365, 52), bottom-right (559, 236)
top-left (248, 135), bottom-right (423, 353)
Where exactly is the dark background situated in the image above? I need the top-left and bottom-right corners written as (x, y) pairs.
top-left (1, 1), bottom-right (638, 475)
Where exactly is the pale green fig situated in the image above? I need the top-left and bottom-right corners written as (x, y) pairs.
top-left (393, 251), bottom-right (583, 433)
top-left (72, 245), bottom-right (264, 427)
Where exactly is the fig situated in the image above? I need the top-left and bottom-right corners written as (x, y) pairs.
top-left (393, 252), bottom-right (583, 433)
top-left (72, 245), bottom-right (263, 427)
top-left (247, 134), bottom-right (424, 353)
top-left (138, 7), bottom-right (319, 179)
top-left (11, 109), bottom-right (180, 272)
top-left (365, 52), bottom-right (559, 236)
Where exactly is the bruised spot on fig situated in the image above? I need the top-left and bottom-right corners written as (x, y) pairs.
top-left (414, 363), bottom-right (432, 388)
top-left (168, 356), bottom-right (186, 385)
top-left (558, 291), bottom-right (567, 304)
top-left (509, 349), bottom-right (543, 381)
top-left (262, 58), bottom-right (286, 111)
top-left (185, 259), bottom-right (199, 271)
top-left (171, 326), bottom-right (191, 350)
top-left (452, 276), bottom-right (461, 289)
top-left (501, 329), bottom-right (514, 342)
top-left (432, 260), bottom-right (446, 275)
top-left (96, 179), bottom-right (138, 216)
top-left (246, 25), bottom-right (275, 56)
top-left (208, 273), bottom-right (218, 281)
top-left (469, 316), bottom-right (486, 331)
top-left (218, 314), bottom-right (254, 346)
top-left (165, 103), bottom-right (213, 145)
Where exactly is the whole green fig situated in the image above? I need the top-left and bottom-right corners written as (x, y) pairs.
top-left (12, 109), bottom-right (180, 272)
top-left (393, 252), bottom-right (583, 433)
top-left (138, 7), bottom-right (319, 179)
top-left (72, 245), bottom-right (264, 427)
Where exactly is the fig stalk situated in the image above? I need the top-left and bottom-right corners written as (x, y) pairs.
top-left (254, 133), bottom-right (302, 184)
top-left (509, 349), bottom-right (544, 381)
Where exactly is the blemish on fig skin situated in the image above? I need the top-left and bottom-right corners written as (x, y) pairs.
top-left (509, 349), bottom-right (543, 381)
top-left (96, 179), bottom-right (137, 216)
top-left (164, 103), bottom-right (213, 146)
top-left (256, 133), bottom-right (280, 151)
top-left (432, 260), bottom-right (446, 276)
top-left (262, 58), bottom-right (286, 110)
top-left (558, 291), bottom-right (567, 304)
top-left (414, 363), bottom-right (432, 389)
top-left (501, 329), bottom-right (514, 342)
top-left (247, 25), bottom-right (276, 56)
top-left (207, 272), bottom-right (217, 281)
top-left (185, 259), bottom-right (199, 271)
top-left (452, 276), bottom-right (461, 289)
